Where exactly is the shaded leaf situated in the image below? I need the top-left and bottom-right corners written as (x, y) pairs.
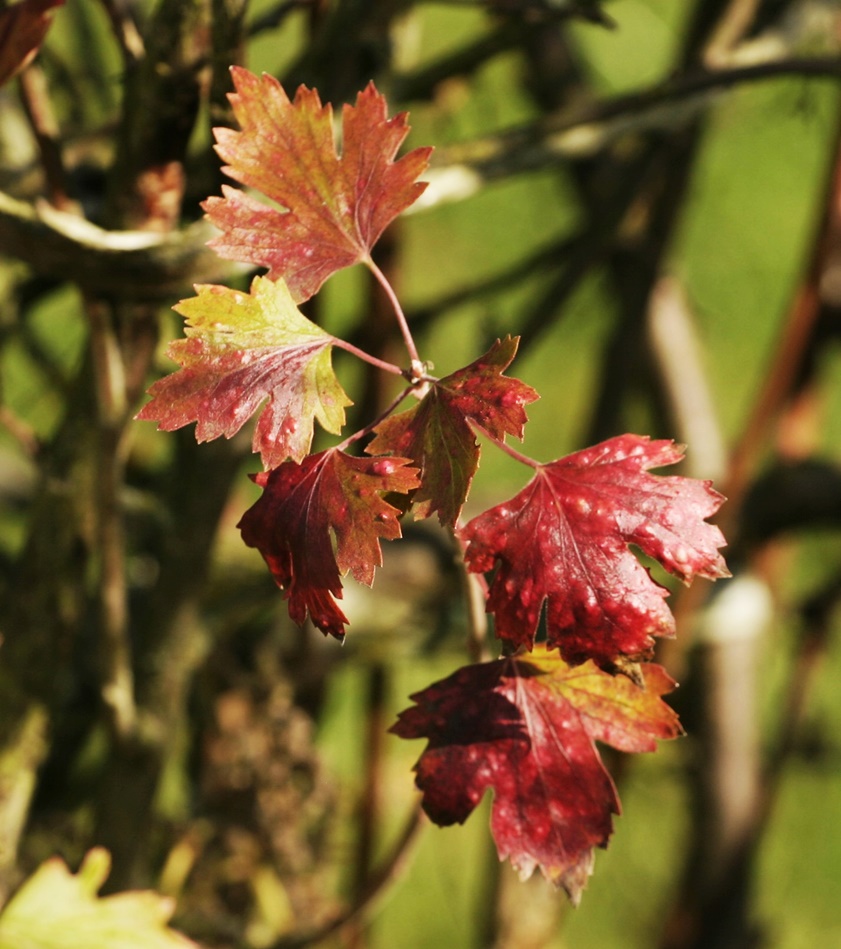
top-left (137, 276), bottom-right (351, 467)
top-left (204, 67), bottom-right (432, 302)
top-left (392, 646), bottom-right (681, 903)
top-left (0, 848), bottom-right (197, 949)
top-left (460, 435), bottom-right (729, 666)
top-left (0, 0), bottom-right (63, 87)
top-left (238, 449), bottom-right (420, 638)
top-left (368, 336), bottom-right (538, 526)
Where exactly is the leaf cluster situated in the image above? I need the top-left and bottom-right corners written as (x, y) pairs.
top-left (138, 67), bottom-right (729, 902)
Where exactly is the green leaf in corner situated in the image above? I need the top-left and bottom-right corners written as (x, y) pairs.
top-left (0, 848), bottom-right (198, 949)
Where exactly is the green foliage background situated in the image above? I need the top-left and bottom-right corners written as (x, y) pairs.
top-left (2, 1), bottom-right (841, 947)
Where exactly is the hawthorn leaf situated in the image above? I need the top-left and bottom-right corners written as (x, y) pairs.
top-left (203, 67), bottom-right (433, 302)
top-left (238, 449), bottom-right (420, 638)
top-left (391, 646), bottom-right (682, 903)
top-left (367, 336), bottom-right (538, 526)
top-left (0, 0), bottom-right (64, 88)
top-left (137, 276), bottom-right (351, 468)
top-left (0, 847), bottom-right (197, 949)
top-left (459, 435), bottom-right (729, 666)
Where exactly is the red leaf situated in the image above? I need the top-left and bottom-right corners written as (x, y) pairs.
top-left (367, 336), bottom-right (538, 526)
top-left (137, 276), bottom-right (352, 468)
top-left (391, 646), bottom-right (682, 902)
top-left (238, 449), bottom-right (420, 638)
top-left (459, 435), bottom-right (729, 666)
top-left (203, 68), bottom-right (432, 303)
top-left (0, 0), bottom-right (63, 87)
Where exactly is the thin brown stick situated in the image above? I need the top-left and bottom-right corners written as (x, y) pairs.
top-left (84, 296), bottom-right (136, 741)
top-left (98, 0), bottom-right (146, 63)
top-left (432, 54), bottom-right (841, 182)
top-left (17, 65), bottom-right (72, 210)
top-left (719, 109), bottom-right (841, 536)
top-left (263, 803), bottom-right (427, 949)
top-left (703, 0), bottom-right (763, 67)
top-left (0, 404), bottom-right (39, 458)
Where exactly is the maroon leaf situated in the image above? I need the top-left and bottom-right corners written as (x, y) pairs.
top-left (0, 0), bottom-right (63, 87)
top-left (392, 646), bottom-right (682, 902)
top-left (459, 435), bottom-right (729, 666)
top-left (367, 336), bottom-right (538, 526)
top-left (238, 449), bottom-right (419, 638)
top-left (204, 68), bottom-right (432, 302)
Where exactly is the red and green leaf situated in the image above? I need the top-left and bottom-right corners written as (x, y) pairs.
top-left (137, 276), bottom-right (351, 468)
top-left (368, 336), bottom-right (538, 526)
top-left (238, 449), bottom-right (419, 638)
top-left (459, 435), bottom-right (729, 666)
top-left (203, 67), bottom-right (432, 303)
top-left (392, 646), bottom-right (682, 903)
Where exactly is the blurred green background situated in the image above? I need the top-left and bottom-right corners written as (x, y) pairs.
top-left (2, 1), bottom-right (841, 948)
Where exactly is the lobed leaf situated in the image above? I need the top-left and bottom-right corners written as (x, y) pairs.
top-left (392, 646), bottom-right (682, 903)
top-left (238, 449), bottom-right (420, 638)
top-left (137, 276), bottom-right (351, 468)
top-left (204, 67), bottom-right (432, 302)
top-left (368, 336), bottom-right (538, 526)
top-left (0, 848), bottom-right (197, 949)
top-left (459, 434), bottom-right (729, 666)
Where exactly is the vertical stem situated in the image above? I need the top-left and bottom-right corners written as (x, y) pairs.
top-left (365, 256), bottom-right (423, 378)
top-left (85, 296), bottom-right (137, 741)
top-left (17, 65), bottom-right (72, 211)
top-left (98, 0), bottom-right (146, 63)
top-left (347, 663), bottom-right (387, 949)
top-left (715, 107), bottom-right (841, 536)
top-left (454, 539), bottom-right (490, 664)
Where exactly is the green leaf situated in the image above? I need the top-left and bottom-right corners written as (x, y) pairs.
top-left (0, 849), bottom-right (198, 949)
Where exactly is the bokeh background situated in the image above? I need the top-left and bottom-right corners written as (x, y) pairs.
top-left (1, 1), bottom-right (841, 947)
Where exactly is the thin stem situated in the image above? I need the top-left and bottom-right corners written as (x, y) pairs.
top-left (332, 336), bottom-right (406, 377)
top-left (703, 0), bottom-right (763, 68)
top-left (17, 65), bottom-right (72, 211)
top-left (263, 802), bottom-right (427, 949)
top-left (85, 296), bottom-right (137, 742)
top-left (347, 663), bottom-right (388, 949)
top-left (365, 256), bottom-right (423, 377)
top-left (477, 425), bottom-right (540, 469)
top-left (98, 0), bottom-right (146, 63)
top-left (338, 385), bottom-right (415, 452)
top-left (452, 532), bottom-right (490, 664)
top-left (0, 405), bottom-right (39, 458)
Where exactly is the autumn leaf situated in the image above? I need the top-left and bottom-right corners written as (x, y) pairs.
top-left (137, 276), bottom-right (351, 468)
top-left (0, 0), bottom-right (63, 88)
top-left (0, 848), bottom-right (197, 949)
top-left (203, 67), bottom-right (432, 303)
top-left (238, 449), bottom-right (420, 638)
top-left (459, 435), bottom-right (729, 666)
top-left (391, 646), bottom-right (682, 903)
top-left (367, 336), bottom-right (538, 526)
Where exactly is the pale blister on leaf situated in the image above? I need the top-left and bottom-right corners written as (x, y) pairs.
top-left (459, 434), bottom-right (729, 666)
top-left (137, 275), bottom-right (351, 468)
top-left (203, 67), bottom-right (432, 302)
top-left (367, 336), bottom-right (538, 526)
top-left (238, 449), bottom-right (420, 638)
top-left (391, 646), bottom-right (682, 903)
